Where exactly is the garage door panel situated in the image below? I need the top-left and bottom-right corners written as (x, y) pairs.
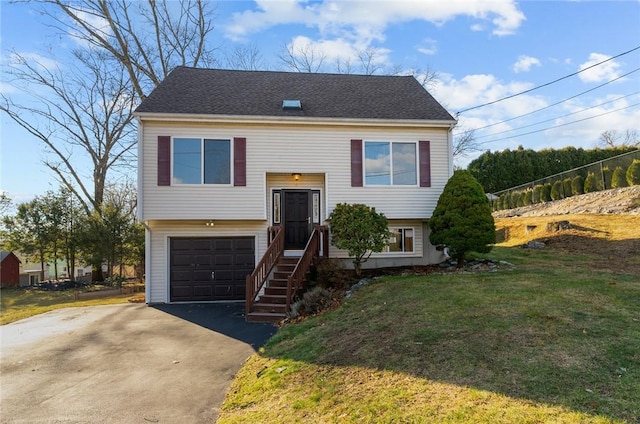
top-left (193, 254), bottom-right (213, 266)
top-left (214, 254), bottom-right (233, 266)
top-left (170, 237), bottom-right (255, 302)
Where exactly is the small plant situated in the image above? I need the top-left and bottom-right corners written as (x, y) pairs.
top-left (287, 287), bottom-right (334, 319)
top-left (626, 159), bottom-right (640, 186)
top-left (550, 180), bottom-right (564, 200)
top-left (572, 175), bottom-right (584, 195)
top-left (314, 259), bottom-right (353, 290)
top-left (584, 172), bottom-right (598, 193)
top-left (523, 190), bottom-right (533, 206)
top-left (532, 184), bottom-right (543, 203)
top-left (612, 166), bottom-right (627, 188)
top-left (602, 166), bottom-right (612, 190)
top-left (541, 183), bottom-right (552, 202)
top-left (562, 178), bottom-right (573, 197)
top-left (510, 191), bottom-right (520, 208)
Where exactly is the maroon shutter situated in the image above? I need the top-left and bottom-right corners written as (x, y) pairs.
top-left (419, 140), bottom-right (431, 187)
top-left (234, 137), bottom-right (246, 186)
top-left (351, 139), bottom-right (363, 187)
top-left (157, 136), bottom-right (171, 186)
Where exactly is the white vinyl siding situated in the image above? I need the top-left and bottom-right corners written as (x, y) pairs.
top-left (139, 121), bottom-right (451, 221)
top-left (145, 220), bottom-right (266, 303)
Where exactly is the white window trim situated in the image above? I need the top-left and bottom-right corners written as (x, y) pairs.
top-left (384, 227), bottom-right (416, 254)
top-left (171, 136), bottom-right (234, 186)
top-left (363, 140), bottom-right (419, 187)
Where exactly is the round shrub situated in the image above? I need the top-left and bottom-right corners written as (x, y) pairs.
top-left (611, 166), bottom-right (627, 188)
top-left (572, 175), bottom-right (584, 195)
top-left (523, 190), bottom-right (533, 205)
top-left (602, 167), bottom-right (612, 190)
top-left (551, 180), bottom-right (564, 200)
top-left (627, 159), bottom-right (640, 186)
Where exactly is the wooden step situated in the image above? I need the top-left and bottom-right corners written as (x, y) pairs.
top-left (259, 294), bottom-right (287, 304)
top-left (252, 302), bottom-right (287, 314)
top-left (246, 311), bottom-right (286, 324)
top-left (265, 286), bottom-right (287, 296)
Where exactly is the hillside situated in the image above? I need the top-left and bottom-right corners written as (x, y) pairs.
top-left (493, 185), bottom-right (640, 276)
top-left (493, 186), bottom-right (640, 218)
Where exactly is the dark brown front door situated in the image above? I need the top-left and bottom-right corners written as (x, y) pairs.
top-left (283, 190), bottom-right (311, 249)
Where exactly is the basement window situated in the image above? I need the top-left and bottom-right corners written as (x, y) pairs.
top-left (282, 99), bottom-right (302, 110)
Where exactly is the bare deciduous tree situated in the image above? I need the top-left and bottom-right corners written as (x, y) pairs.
top-left (279, 41), bottom-right (326, 73)
top-left (41, 0), bottom-right (218, 100)
top-left (225, 44), bottom-right (268, 71)
top-left (1, 50), bottom-right (136, 214)
top-left (453, 129), bottom-right (480, 160)
top-left (598, 129), bottom-right (640, 148)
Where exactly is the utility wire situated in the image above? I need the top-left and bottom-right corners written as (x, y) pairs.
top-left (476, 102), bottom-right (640, 145)
top-left (473, 91), bottom-right (640, 140)
top-left (455, 45), bottom-right (640, 115)
top-left (453, 67), bottom-right (640, 136)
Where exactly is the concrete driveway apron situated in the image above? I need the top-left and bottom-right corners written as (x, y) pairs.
top-left (0, 303), bottom-right (276, 424)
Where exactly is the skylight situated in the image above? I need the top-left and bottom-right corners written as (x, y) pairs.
top-left (282, 99), bottom-right (302, 110)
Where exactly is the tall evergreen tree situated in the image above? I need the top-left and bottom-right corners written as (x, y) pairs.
top-left (429, 171), bottom-right (495, 268)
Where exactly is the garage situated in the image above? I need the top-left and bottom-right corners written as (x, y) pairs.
top-left (169, 237), bottom-right (255, 302)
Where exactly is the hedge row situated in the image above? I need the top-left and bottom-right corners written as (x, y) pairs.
top-left (494, 159), bottom-right (640, 211)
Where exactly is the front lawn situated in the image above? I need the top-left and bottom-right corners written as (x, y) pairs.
top-left (0, 286), bottom-right (143, 325)
top-left (218, 246), bottom-right (639, 423)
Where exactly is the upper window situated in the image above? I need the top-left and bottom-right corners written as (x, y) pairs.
top-left (364, 141), bottom-right (417, 185)
top-left (173, 138), bottom-right (231, 185)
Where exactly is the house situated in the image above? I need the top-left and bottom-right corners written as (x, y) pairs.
top-left (0, 251), bottom-right (21, 288)
top-left (134, 67), bottom-right (456, 319)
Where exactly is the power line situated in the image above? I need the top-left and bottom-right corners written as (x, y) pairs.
top-left (473, 91), bottom-right (640, 140)
top-left (476, 102), bottom-right (640, 145)
top-left (453, 68), bottom-right (640, 136)
top-left (455, 45), bottom-right (640, 115)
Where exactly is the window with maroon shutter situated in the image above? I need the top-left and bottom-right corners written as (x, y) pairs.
top-left (351, 139), bottom-right (363, 187)
top-left (419, 140), bottom-right (431, 187)
top-left (157, 136), bottom-right (171, 186)
top-left (234, 137), bottom-right (246, 186)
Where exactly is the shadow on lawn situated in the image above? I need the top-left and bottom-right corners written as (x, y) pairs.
top-left (261, 244), bottom-right (639, 423)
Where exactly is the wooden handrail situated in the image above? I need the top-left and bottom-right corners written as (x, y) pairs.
top-left (286, 226), bottom-right (329, 312)
top-left (246, 226), bottom-right (284, 316)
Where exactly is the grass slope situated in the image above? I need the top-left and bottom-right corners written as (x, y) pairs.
top-left (0, 289), bottom-right (139, 325)
top-left (219, 217), bottom-right (640, 423)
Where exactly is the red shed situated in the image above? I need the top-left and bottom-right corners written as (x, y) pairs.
top-left (0, 251), bottom-right (21, 288)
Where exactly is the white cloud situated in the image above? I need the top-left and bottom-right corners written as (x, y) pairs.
top-left (7, 52), bottom-right (61, 73)
top-left (513, 55), bottom-right (541, 73)
top-left (417, 38), bottom-right (437, 55)
top-left (578, 53), bottom-right (622, 83)
top-left (225, 0), bottom-right (526, 42)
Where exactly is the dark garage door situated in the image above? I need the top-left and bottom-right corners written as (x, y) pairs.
top-left (170, 237), bottom-right (255, 302)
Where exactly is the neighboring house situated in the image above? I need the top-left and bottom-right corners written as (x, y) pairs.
top-left (0, 251), bottom-right (21, 288)
top-left (134, 67), bottom-right (457, 308)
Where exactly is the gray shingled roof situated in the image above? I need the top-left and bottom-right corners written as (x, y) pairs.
top-left (135, 67), bottom-right (455, 121)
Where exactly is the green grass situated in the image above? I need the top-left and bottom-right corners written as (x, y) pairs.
top-left (219, 247), bottom-right (640, 423)
top-left (0, 287), bottom-right (142, 325)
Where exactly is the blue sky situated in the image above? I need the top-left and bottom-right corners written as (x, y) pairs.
top-left (1, 0), bottom-right (639, 205)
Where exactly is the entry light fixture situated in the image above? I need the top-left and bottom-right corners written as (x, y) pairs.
top-left (292, 173), bottom-right (301, 181)
top-left (205, 220), bottom-right (215, 227)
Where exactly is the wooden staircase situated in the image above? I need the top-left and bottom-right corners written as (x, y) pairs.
top-left (246, 256), bottom-right (300, 323)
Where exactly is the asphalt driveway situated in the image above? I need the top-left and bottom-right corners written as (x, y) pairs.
top-left (0, 303), bottom-right (276, 423)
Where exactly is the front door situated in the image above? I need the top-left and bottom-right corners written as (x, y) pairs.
top-left (283, 190), bottom-right (311, 249)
